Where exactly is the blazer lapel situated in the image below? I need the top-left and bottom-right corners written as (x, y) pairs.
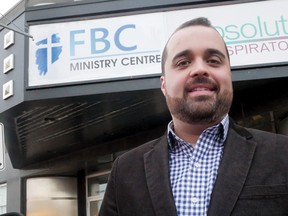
top-left (208, 124), bottom-right (257, 216)
top-left (144, 135), bottom-right (178, 216)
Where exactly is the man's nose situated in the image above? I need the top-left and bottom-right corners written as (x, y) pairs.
top-left (189, 60), bottom-right (209, 77)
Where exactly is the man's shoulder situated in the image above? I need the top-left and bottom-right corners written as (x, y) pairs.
top-left (117, 134), bottom-right (167, 162)
top-left (233, 123), bottom-right (288, 146)
top-left (246, 127), bottom-right (288, 141)
top-left (228, 122), bottom-right (288, 158)
top-left (230, 120), bottom-right (288, 140)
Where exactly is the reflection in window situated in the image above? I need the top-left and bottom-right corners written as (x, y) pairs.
top-left (86, 171), bottom-right (110, 216)
top-left (27, 0), bottom-right (113, 7)
top-left (0, 183), bottom-right (7, 214)
top-left (26, 177), bottom-right (77, 216)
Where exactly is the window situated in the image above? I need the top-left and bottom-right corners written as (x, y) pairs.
top-left (86, 171), bottom-right (110, 216)
top-left (27, 0), bottom-right (113, 7)
top-left (26, 177), bottom-right (77, 216)
top-left (0, 183), bottom-right (7, 214)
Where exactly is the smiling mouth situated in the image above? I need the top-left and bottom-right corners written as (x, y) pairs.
top-left (188, 88), bottom-right (215, 98)
top-left (191, 87), bottom-right (213, 92)
top-left (185, 76), bottom-right (219, 96)
top-left (186, 84), bottom-right (219, 99)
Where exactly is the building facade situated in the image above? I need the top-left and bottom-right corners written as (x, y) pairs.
top-left (0, 0), bottom-right (288, 215)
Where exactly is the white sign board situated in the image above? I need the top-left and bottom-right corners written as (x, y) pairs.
top-left (29, 13), bottom-right (165, 86)
top-left (28, 0), bottom-right (288, 87)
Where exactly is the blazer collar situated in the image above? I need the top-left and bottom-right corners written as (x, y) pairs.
top-left (208, 121), bottom-right (257, 216)
top-left (143, 120), bottom-right (256, 216)
top-left (144, 134), bottom-right (178, 216)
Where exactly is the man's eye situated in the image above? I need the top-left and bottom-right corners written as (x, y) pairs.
top-left (176, 60), bottom-right (190, 68)
top-left (207, 57), bottom-right (222, 65)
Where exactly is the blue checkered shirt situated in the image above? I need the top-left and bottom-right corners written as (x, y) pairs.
top-left (168, 115), bottom-right (229, 216)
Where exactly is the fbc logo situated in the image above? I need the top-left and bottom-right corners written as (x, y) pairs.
top-left (35, 34), bottom-right (62, 75)
top-left (34, 24), bottom-right (137, 75)
top-left (70, 24), bottom-right (137, 56)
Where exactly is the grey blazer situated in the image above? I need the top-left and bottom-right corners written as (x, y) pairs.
top-left (99, 121), bottom-right (288, 216)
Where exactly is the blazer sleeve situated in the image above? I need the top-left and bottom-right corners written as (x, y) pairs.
top-left (99, 157), bottom-right (119, 216)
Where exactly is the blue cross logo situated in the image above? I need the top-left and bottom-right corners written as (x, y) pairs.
top-left (35, 34), bottom-right (62, 75)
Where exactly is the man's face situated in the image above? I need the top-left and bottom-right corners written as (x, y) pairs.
top-left (161, 26), bottom-right (233, 125)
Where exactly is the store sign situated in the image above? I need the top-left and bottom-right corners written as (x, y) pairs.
top-left (28, 13), bottom-right (165, 86)
top-left (28, 0), bottom-right (288, 86)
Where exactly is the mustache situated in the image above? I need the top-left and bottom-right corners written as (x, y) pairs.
top-left (184, 76), bottom-right (219, 92)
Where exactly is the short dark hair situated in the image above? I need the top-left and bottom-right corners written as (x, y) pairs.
top-left (175, 17), bottom-right (212, 32)
top-left (161, 17), bottom-right (229, 75)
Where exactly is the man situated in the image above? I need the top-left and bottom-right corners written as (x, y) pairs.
top-left (99, 17), bottom-right (288, 216)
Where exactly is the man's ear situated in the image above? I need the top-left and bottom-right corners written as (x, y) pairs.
top-left (160, 76), bottom-right (166, 96)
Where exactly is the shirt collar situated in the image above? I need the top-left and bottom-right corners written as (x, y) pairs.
top-left (167, 114), bottom-right (229, 150)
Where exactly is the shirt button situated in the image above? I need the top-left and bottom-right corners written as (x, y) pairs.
top-left (191, 197), bottom-right (198, 204)
top-left (194, 162), bottom-right (201, 168)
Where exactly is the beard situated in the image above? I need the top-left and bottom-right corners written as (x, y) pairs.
top-left (165, 77), bottom-right (233, 125)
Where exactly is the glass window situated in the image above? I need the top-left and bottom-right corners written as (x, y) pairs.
top-left (0, 183), bottom-right (7, 214)
top-left (26, 177), bottom-right (77, 216)
top-left (86, 171), bottom-right (110, 216)
top-left (27, 0), bottom-right (113, 7)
